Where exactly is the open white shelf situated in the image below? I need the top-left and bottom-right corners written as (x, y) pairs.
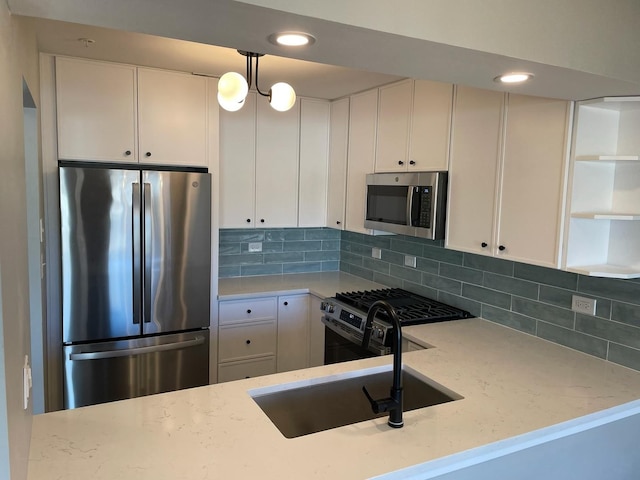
top-left (567, 264), bottom-right (640, 279)
top-left (564, 96), bottom-right (640, 278)
top-left (575, 155), bottom-right (640, 162)
top-left (571, 212), bottom-right (640, 221)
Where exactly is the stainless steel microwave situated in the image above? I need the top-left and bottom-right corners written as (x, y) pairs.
top-left (364, 171), bottom-right (448, 239)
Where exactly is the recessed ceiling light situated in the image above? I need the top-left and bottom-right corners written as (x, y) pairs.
top-left (494, 72), bottom-right (533, 84)
top-left (268, 32), bottom-right (316, 47)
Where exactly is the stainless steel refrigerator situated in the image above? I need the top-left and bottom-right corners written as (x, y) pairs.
top-left (60, 163), bottom-right (211, 409)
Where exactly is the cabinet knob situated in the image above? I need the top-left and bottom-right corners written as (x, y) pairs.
top-left (246, 218), bottom-right (251, 223)
top-left (498, 245), bottom-right (506, 251)
top-left (481, 242), bottom-right (488, 248)
top-left (245, 339), bottom-right (251, 345)
top-left (336, 221), bottom-right (341, 225)
top-left (124, 150), bottom-right (132, 156)
top-left (145, 152), bottom-right (151, 157)
top-left (246, 309), bottom-right (252, 314)
top-left (409, 160), bottom-right (416, 165)
top-left (283, 301), bottom-right (289, 306)
top-left (398, 160), bottom-right (404, 166)
top-left (260, 219), bottom-right (265, 223)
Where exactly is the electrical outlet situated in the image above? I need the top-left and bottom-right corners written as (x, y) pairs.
top-left (371, 247), bottom-right (382, 259)
top-left (248, 242), bottom-right (262, 253)
top-left (404, 255), bottom-right (417, 268)
top-left (572, 295), bottom-right (597, 315)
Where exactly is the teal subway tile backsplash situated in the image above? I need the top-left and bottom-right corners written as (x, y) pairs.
top-left (339, 230), bottom-right (640, 372)
top-left (219, 228), bottom-right (340, 278)
top-left (217, 227), bottom-right (640, 372)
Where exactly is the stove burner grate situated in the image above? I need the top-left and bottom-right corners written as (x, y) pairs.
top-left (334, 288), bottom-right (472, 325)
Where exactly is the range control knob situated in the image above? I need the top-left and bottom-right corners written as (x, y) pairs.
top-left (327, 304), bottom-right (335, 313)
top-left (320, 302), bottom-right (328, 311)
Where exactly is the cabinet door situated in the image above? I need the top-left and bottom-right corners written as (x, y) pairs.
top-left (255, 100), bottom-right (300, 227)
top-left (220, 92), bottom-right (257, 228)
top-left (375, 80), bottom-right (413, 172)
top-left (277, 295), bottom-right (310, 373)
top-left (327, 98), bottom-right (350, 229)
top-left (446, 86), bottom-right (504, 254)
top-left (56, 57), bottom-right (137, 162)
top-left (345, 90), bottom-right (378, 234)
top-left (137, 68), bottom-right (208, 167)
top-left (498, 94), bottom-right (570, 267)
top-left (299, 99), bottom-right (330, 227)
top-left (409, 80), bottom-right (453, 171)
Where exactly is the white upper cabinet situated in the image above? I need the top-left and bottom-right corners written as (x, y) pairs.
top-left (563, 97), bottom-right (640, 278)
top-left (446, 86), bottom-right (504, 255)
top-left (255, 98), bottom-right (300, 228)
top-left (219, 92), bottom-right (257, 228)
top-left (375, 80), bottom-right (413, 172)
top-left (346, 89), bottom-right (378, 234)
top-left (375, 79), bottom-right (453, 172)
top-left (498, 94), bottom-right (571, 268)
top-left (447, 86), bottom-right (571, 268)
top-left (55, 57), bottom-right (208, 167)
top-left (326, 97), bottom-right (350, 229)
top-left (137, 68), bottom-right (208, 166)
top-left (220, 95), bottom-right (328, 229)
top-left (299, 99), bottom-right (330, 227)
top-left (409, 79), bottom-right (454, 171)
top-left (56, 57), bottom-right (137, 162)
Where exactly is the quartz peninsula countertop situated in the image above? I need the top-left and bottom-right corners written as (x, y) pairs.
top-left (28, 318), bottom-right (640, 480)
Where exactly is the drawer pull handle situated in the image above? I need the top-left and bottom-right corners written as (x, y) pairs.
top-left (247, 309), bottom-right (252, 314)
top-left (284, 301), bottom-right (288, 306)
top-left (498, 245), bottom-right (506, 251)
top-left (246, 339), bottom-right (251, 345)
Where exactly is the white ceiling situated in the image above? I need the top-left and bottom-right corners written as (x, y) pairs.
top-left (26, 18), bottom-right (404, 100)
top-left (10, 0), bottom-right (640, 100)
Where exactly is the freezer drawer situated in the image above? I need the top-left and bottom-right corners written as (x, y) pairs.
top-left (63, 331), bottom-right (209, 409)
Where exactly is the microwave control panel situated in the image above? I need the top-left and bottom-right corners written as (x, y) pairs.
top-left (414, 186), bottom-right (432, 228)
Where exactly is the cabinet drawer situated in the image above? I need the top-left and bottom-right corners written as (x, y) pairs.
top-left (219, 297), bottom-right (277, 324)
top-left (218, 321), bottom-right (277, 362)
top-left (218, 356), bottom-right (276, 383)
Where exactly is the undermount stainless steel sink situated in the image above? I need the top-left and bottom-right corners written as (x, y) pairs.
top-left (249, 365), bottom-right (462, 438)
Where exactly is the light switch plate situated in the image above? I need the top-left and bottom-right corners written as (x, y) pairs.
top-left (371, 247), bottom-right (382, 259)
top-left (248, 242), bottom-right (263, 253)
top-left (404, 255), bottom-right (417, 268)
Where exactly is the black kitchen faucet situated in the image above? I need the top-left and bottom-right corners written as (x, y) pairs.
top-left (361, 300), bottom-right (404, 428)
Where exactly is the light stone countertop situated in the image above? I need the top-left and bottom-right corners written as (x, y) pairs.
top-left (28, 318), bottom-right (640, 480)
top-left (218, 271), bottom-right (385, 300)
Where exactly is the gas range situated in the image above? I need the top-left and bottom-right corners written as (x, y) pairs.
top-left (321, 288), bottom-right (472, 355)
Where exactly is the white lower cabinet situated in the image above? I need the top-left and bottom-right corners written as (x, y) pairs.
top-left (218, 357), bottom-right (277, 383)
top-left (277, 295), bottom-right (310, 372)
top-left (218, 294), bottom-right (311, 382)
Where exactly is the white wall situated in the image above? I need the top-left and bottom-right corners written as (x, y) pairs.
top-left (0, 5), bottom-right (40, 480)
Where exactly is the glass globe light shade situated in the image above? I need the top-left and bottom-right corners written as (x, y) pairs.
top-left (269, 82), bottom-right (296, 112)
top-left (217, 72), bottom-right (248, 103)
top-left (217, 92), bottom-right (245, 112)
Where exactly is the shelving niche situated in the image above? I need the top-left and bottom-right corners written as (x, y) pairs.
top-left (564, 97), bottom-right (640, 278)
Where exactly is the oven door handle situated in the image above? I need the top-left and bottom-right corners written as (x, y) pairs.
top-left (322, 316), bottom-right (389, 356)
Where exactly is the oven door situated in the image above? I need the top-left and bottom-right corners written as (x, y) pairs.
top-left (324, 326), bottom-right (378, 365)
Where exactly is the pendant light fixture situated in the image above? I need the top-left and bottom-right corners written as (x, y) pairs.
top-left (217, 51), bottom-right (296, 112)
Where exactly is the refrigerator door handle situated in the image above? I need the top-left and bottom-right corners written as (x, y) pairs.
top-left (143, 182), bottom-right (152, 324)
top-left (132, 183), bottom-right (141, 325)
top-left (68, 336), bottom-right (206, 361)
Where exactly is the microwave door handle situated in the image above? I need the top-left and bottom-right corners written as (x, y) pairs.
top-left (408, 187), bottom-right (421, 227)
